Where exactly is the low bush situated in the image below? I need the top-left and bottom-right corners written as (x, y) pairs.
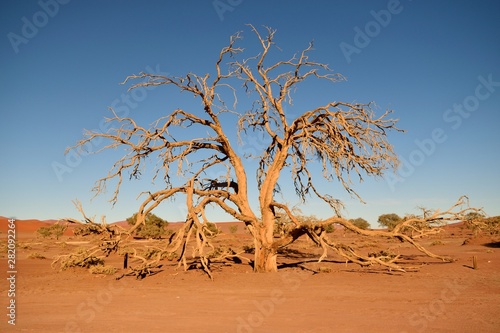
top-left (36, 224), bottom-right (67, 240)
top-left (127, 213), bottom-right (169, 239)
top-left (27, 252), bottom-right (46, 259)
top-left (229, 225), bottom-right (238, 234)
top-left (89, 264), bottom-right (117, 275)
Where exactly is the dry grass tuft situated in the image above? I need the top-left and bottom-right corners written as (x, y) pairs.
top-left (52, 248), bottom-right (104, 271)
top-left (27, 252), bottom-right (46, 259)
top-left (89, 264), bottom-right (117, 275)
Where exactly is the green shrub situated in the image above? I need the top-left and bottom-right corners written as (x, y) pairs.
top-left (204, 222), bottom-right (220, 236)
top-left (37, 224), bottom-right (67, 240)
top-left (324, 223), bottom-right (335, 233)
top-left (377, 213), bottom-right (402, 230)
top-left (229, 225), bottom-right (238, 234)
top-left (350, 218), bottom-right (370, 230)
top-left (37, 226), bottom-right (52, 238)
top-left (141, 247), bottom-right (172, 260)
top-left (127, 213), bottom-right (169, 239)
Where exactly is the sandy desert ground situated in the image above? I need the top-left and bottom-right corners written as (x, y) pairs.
top-left (1, 217), bottom-right (499, 333)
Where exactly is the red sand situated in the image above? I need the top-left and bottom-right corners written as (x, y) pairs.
top-left (1, 217), bottom-right (499, 332)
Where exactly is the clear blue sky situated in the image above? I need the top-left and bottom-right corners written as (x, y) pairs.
top-left (1, 0), bottom-right (499, 226)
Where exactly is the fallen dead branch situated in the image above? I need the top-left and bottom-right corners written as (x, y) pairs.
top-left (271, 196), bottom-right (481, 272)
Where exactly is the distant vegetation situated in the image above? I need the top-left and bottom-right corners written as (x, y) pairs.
top-left (202, 222), bottom-right (220, 236)
top-left (464, 213), bottom-right (500, 236)
top-left (349, 218), bottom-right (370, 230)
top-left (126, 213), bottom-right (169, 239)
top-left (36, 223), bottom-right (67, 240)
top-left (377, 213), bottom-right (402, 231)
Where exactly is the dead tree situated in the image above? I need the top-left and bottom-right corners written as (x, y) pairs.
top-left (68, 25), bottom-right (482, 275)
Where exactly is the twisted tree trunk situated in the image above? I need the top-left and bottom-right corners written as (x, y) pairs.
top-left (253, 215), bottom-right (278, 272)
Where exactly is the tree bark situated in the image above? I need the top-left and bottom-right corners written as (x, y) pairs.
top-left (254, 242), bottom-right (277, 272)
top-left (253, 216), bottom-right (278, 272)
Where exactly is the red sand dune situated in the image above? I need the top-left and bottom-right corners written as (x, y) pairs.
top-left (0, 216), bottom-right (78, 236)
top-left (0, 217), bottom-right (52, 233)
top-left (0, 216), bottom-right (248, 237)
top-left (1, 215), bottom-right (469, 237)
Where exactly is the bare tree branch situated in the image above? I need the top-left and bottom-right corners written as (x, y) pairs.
top-left (65, 26), bottom-right (481, 276)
